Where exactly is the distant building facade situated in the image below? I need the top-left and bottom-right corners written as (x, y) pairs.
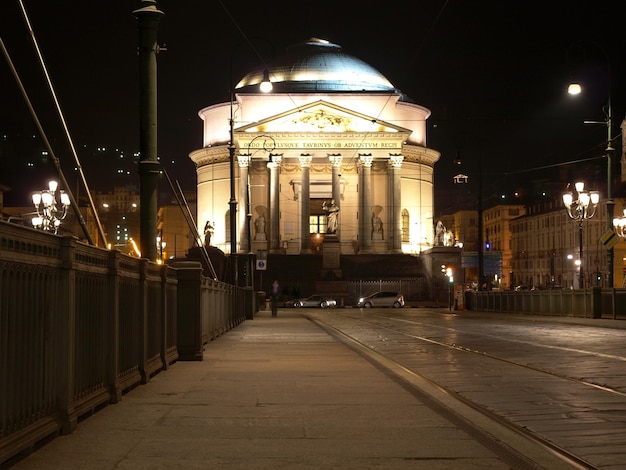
top-left (483, 204), bottom-right (526, 289)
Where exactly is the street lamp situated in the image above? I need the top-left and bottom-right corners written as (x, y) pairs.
top-left (228, 64), bottom-right (272, 285)
top-left (240, 135), bottom-right (276, 289)
top-left (563, 181), bottom-right (600, 288)
top-left (31, 180), bottom-right (70, 234)
top-left (613, 209), bottom-right (626, 239)
top-left (567, 42), bottom-right (614, 287)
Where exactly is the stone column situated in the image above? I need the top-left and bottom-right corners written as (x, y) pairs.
top-left (237, 154), bottom-right (251, 253)
top-left (268, 155), bottom-right (282, 253)
top-left (389, 154), bottom-right (404, 253)
top-left (359, 154), bottom-right (373, 253)
top-left (299, 154), bottom-right (312, 253)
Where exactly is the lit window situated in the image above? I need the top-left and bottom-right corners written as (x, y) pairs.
top-left (309, 215), bottom-right (327, 234)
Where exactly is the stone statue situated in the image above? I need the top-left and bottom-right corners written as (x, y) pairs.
top-left (372, 214), bottom-right (383, 240)
top-left (254, 213), bottom-right (267, 241)
top-left (434, 220), bottom-right (445, 246)
top-left (203, 221), bottom-right (214, 247)
top-left (323, 199), bottom-right (339, 234)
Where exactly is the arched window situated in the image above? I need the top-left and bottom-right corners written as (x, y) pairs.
top-left (401, 209), bottom-right (409, 242)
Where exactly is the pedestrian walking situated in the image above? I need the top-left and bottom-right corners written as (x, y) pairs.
top-left (271, 280), bottom-right (280, 317)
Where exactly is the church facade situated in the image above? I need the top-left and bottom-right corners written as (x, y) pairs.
top-left (189, 38), bottom-right (440, 258)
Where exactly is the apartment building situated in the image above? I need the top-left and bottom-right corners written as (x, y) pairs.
top-left (510, 198), bottom-right (626, 289)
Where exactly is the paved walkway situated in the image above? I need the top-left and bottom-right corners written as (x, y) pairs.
top-left (12, 310), bottom-right (578, 469)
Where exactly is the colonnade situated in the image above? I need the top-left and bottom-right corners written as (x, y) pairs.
top-left (235, 152), bottom-right (404, 254)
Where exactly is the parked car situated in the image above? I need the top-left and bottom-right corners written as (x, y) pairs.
top-left (288, 295), bottom-right (337, 308)
top-left (356, 291), bottom-right (404, 308)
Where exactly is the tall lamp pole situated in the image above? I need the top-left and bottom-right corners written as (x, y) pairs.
top-left (133, 0), bottom-right (163, 262)
top-left (228, 63), bottom-right (272, 285)
top-left (567, 42), bottom-right (614, 287)
top-left (563, 181), bottom-right (600, 289)
top-left (228, 75), bottom-right (238, 285)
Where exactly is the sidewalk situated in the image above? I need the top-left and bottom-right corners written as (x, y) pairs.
top-left (12, 310), bottom-right (567, 469)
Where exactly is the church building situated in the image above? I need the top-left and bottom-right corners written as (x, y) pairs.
top-left (189, 38), bottom-right (440, 260)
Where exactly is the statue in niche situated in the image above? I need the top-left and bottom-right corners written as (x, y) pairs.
top-left (371, 205), bottom-right (384, 240)
top-left (254, 212), bottom-right (267, 241)
top-left (323, 199), bottom-right (339, 234)
top-left (372, 214), bottom-right (383, 240)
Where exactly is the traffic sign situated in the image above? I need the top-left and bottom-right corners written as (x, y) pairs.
top-left (256, 249), bottom-right (267, 270)
top-left (600, 229), bottom-right (619, 249)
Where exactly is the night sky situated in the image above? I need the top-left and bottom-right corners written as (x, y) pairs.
top-left (1, 0), bottom-right (624, 214)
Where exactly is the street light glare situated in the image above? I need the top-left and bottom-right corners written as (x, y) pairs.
top-left (260, 69), bottom-right (273, 93)
top-left (567, 83), bottom-right (582, 95)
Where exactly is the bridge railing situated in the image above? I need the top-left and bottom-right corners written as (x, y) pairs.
top-left (0, 221), bottom-right (249, 465)
top-left (467, 288), bottom-right (626, 319)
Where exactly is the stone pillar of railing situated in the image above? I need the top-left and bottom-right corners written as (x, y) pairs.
top-left (172, 261), bottom-right (204, 361)
top-left (59, 236), bottom-right (78, 434)
top-left (592, 286), bottom-right (602, 319)
top-left (107, 249), bottom-right (122, 404)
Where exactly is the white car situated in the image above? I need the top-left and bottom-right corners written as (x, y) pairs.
top-left (289, 295), bottom-right (337, 308)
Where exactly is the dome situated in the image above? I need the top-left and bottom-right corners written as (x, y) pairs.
top-left (235, 37), bottom-right (401, 94)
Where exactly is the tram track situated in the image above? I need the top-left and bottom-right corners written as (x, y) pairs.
top-left (373, 316), bottom-right (626, 398)
top-left (304, 311), bottom-right (624, 470)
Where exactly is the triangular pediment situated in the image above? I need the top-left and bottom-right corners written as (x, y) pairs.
top-left (238, 100), bottom-right (411, 134)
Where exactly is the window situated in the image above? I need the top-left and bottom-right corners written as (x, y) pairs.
top-left (310, 215), bottom-right (327, 234)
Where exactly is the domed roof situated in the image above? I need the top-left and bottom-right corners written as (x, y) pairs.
top-left (235, 37), bottom-right (401, 94)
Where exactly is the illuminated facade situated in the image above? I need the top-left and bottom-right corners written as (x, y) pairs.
top-left (190, 38), bottom-right (440, 256)
top-left (510, 199), bottom-right (626, 289)
top-left (483, 204), bottom-right (526, 289)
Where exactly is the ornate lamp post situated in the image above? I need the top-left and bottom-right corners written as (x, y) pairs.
top-left (614, 210), bottom-right (626, 287)
top-left (32, 180), bottom-right (70, 234)
top-left (563, 181), bottom-right (600, 288)
top-left (567, 42), bottom-right (614, 287)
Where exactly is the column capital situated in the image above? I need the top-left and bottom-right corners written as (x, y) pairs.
top-left (328, 154), bottom-right (343, 167)
top-left (267, 154), bottom-right (282, 169)
top-left (237, 154), bottom-right (251, 168)
top-left (359, 154), bottom-right (373, 167)
top-left (389, 154), bottom-right (404, 168)
top-left (299, 154), bottom-right (313, 167)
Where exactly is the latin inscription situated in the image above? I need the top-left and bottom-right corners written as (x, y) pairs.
top-left (242, 141), bottom-right (400, 150)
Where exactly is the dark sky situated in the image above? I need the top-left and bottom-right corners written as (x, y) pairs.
top-left (1, 0), bottom-right (624, 213)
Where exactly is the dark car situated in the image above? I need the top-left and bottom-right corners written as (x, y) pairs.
top-left (288, 295), bottom-right (337, 308)
top-left (356, 291), bottom-right (404, 308)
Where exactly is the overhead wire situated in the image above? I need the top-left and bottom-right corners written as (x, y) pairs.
top-left (0, 36), bottom-right (95, 244)
top-left (17, 0), bottom-right (108, 247)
